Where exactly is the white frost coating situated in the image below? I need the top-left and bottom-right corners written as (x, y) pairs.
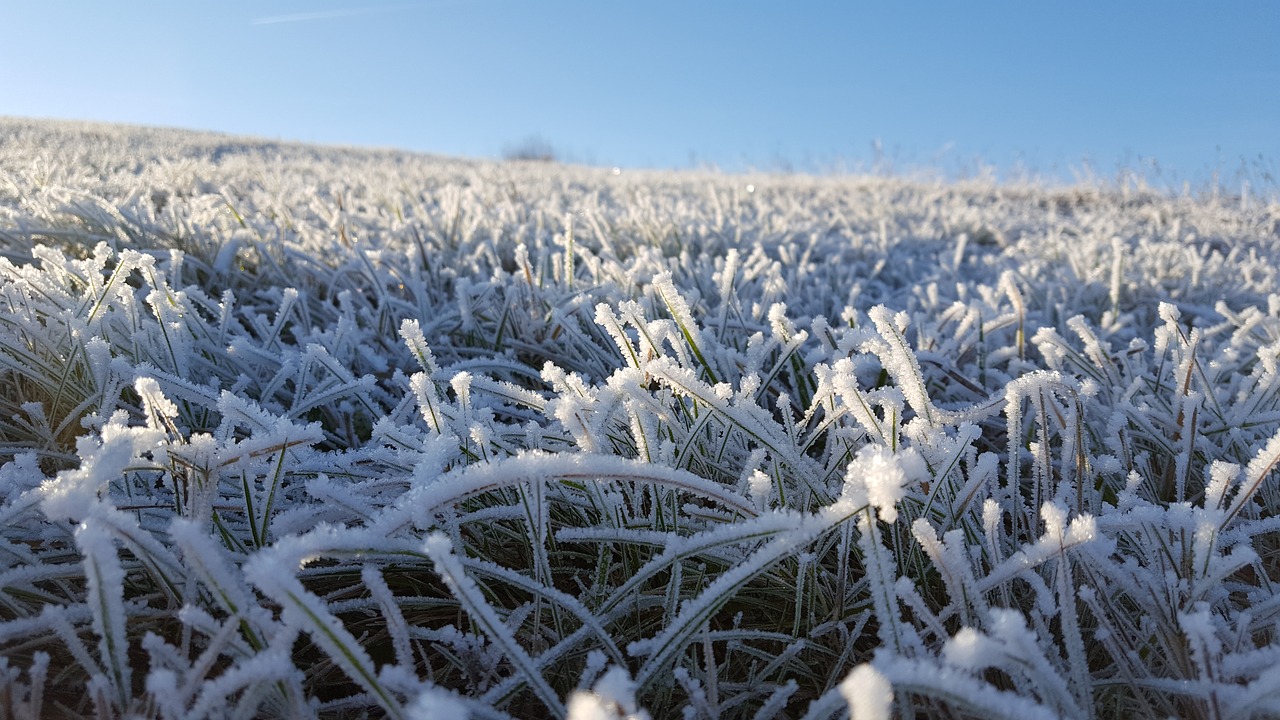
top-left (1205, 460), bottom-right (1240, 511)
top-left (135, 376), bottom-right (178, 425)
top-left (1179, 604), bottom-right (1223, 685)
top-left (874, 654), bottom-right (1064, 720)
top-left (76, 522), bottom-right (130, 705)
top-left (40, 411), bottom-right (162, 522)
top-left (566, 691), bottom-right (615, 720)
top-left (840, 664), bottom-right (893, 720)
top-left (843, 444), bottom-right (925, 524)
top-left (1064, 514), bottom-right (1097, 546)
top-left (1224, 426), bottom-right (1280, 527)
top-left (1157, 300), bottom-right (1181, 326)
top-left (942, 627), bottom-right (995, 670)
top-left (424, 533), bottom-right (566, 717)
top-left (375, 451), bottom-right (758, 536)
top-left (767, 301), bottom-right (793, 337)
top-left (362, 564), bottom-right (414, 669)
top-left (0, 451), bottom-right (42, 503)
top-left (632, 509), bottom-right (840, 685)
top-left (748, 469), bottom-right (773, 511)
top-left (978, 507), bottom-right (1099, 594)
top-left (400, 318), bottom-right (441, 375)
top-left (409, 372), bottom-right (446, 432)
top-left (645, 356), bottom-right (811, 478)
top-left (596, 302), bottom-right (641, 367)
top-left (868, 305), bottom-right (935, 424)
top-left (830, 358), bottom-right (888, 444)
top-left (652, 270), bottom-right (718, 377)
top-left (600, 510), bottom-right (807, 627)
top-left (566, 666), bottom-right (650, 720)
top-left (243, 529), bottom-right (408, 719)
top-left (983, 498), bottom-right (1003, 552)
top-left (1040, 502), bottom-right (1067, 542)
top-left (405, 685), bottom-right (472, 719)
top-left (183, 639), bottom-right (299, 720)
top-left (449, 371), bottom-right (473, 413)
top-left (5, 119), bottom-right (1280, 720)
top-left (169, 518), bottom-right (257, 615)
top-left (1066, 315), bottom-right (1116, 383)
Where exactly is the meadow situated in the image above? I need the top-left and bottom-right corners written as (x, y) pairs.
top-left (2, 118), bottom-right (1280, 719)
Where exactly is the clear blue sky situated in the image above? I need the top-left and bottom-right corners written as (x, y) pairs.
top-left (3, 1), bottom-right (1276, 187)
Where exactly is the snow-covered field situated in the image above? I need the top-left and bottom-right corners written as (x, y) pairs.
top-left (2, 118), bottom-right (1280, 719)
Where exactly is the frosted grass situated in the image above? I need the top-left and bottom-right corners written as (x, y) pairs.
top-left (1, 118), bottom-right (1279, 718)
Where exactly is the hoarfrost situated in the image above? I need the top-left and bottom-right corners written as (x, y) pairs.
top-left (3, 118), bottom-right (1280, 719)
top-left (840, 663), bottom-right (892, 720)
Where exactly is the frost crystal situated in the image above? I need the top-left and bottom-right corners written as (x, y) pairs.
top-left (844, 444), bottom-right (924, 523)
top-left (840, 664), bottom-right (893, 720)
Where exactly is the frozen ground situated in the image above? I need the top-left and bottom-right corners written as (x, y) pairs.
top-left (1, 118), bottom-right (1280, 718)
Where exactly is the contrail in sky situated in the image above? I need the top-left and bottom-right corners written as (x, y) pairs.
top-left (250, 4), bottom-right (418, 26)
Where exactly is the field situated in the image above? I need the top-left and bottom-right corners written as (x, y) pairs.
top-left (2, 118), bottom-right (1280, 719)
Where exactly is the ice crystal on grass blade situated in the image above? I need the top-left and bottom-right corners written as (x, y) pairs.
top-left (2, 118), bottom-right (1280, 718)
top-left (840, 664), bottom-right (892, 720)
top-left (842, 444), bottom-right (925, 524)
top-left (566, 666), bottom-right (649, 720)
